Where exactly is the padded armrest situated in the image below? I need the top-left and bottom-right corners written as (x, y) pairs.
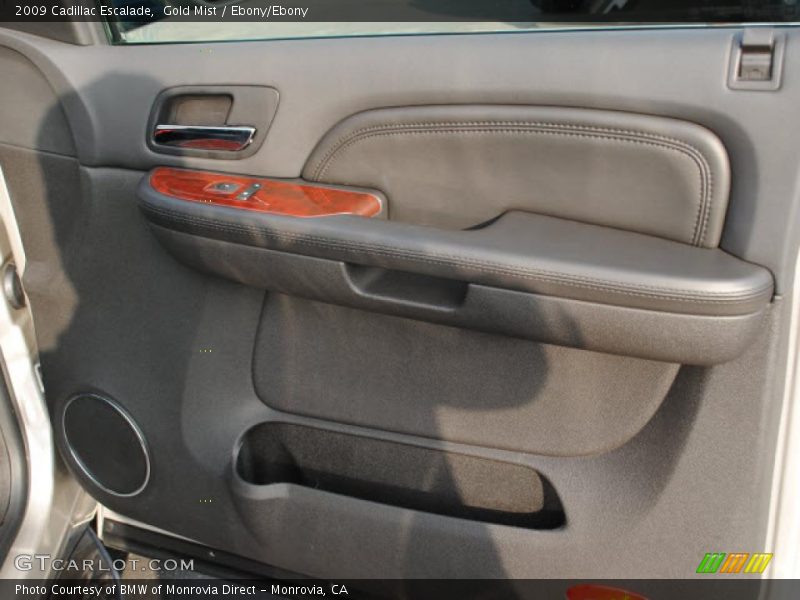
top-left (139, 182), bottom-right (772, 317)
top-left (139, 174), bottom-right (773, 364)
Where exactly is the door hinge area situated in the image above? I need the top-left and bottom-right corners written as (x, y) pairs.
top-left (729, 29), bottom-right (786, 91)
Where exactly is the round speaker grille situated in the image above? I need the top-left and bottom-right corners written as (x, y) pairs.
top-left (63, 394), bottom-right (150, 497)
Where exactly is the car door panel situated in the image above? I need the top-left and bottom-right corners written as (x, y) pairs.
top-left (0, 23), bottom-right (797, 580)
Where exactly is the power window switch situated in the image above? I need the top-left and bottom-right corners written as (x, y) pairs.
top-left (207, 181), bottom-right (241, 193)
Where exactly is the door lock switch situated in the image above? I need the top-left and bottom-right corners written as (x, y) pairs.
top-left (739, 45), bottom-right (773, 81)
top-left (728, 29), bottom-right (785, 91)
top-left (236, 183), bottom-right (262, 201)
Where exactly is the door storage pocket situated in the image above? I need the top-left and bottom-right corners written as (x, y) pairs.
top-left (236, 423), bottom-right (565, 529)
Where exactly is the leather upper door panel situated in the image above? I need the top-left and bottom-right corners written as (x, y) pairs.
top-left (302, 105), bottom-right (731, 246)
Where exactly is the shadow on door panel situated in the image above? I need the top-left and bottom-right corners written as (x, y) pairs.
top-left (0, 68), bottom-right (524, 585)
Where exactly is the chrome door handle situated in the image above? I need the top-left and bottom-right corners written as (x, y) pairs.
top-left (152, 125), bottom-right (256, 152)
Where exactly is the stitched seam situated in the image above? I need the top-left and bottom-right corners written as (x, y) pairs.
top-left (310, 123), bottom-right (713, 246)
top-left (142, 204), bottom-right (767, 305)
top-left (312, 120), bottom-right (708, 175)
top-left (318, 128), bottom-right (710, 245)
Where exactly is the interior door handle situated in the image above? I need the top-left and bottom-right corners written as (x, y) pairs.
top-left (153, 125), bottom-right (257, 152)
